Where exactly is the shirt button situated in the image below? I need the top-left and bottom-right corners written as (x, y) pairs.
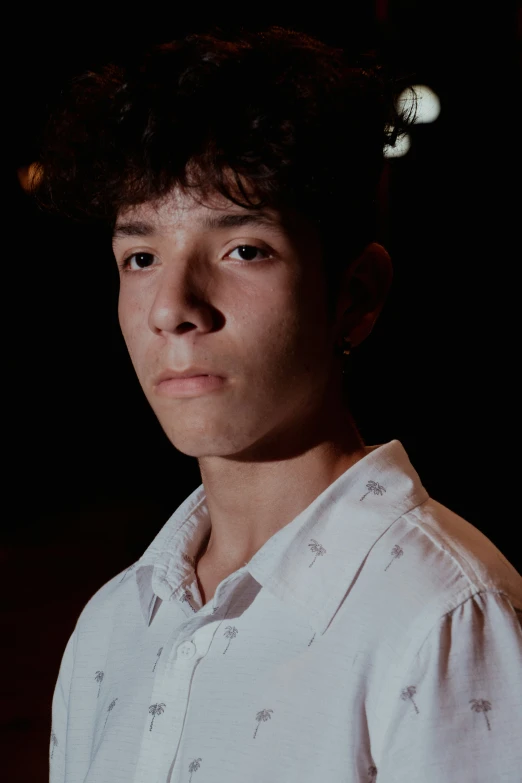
top-left (177, 640), bottom-right (196, 659)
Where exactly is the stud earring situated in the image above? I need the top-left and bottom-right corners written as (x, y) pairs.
top-left (342, 336), bottom-right (353, 356)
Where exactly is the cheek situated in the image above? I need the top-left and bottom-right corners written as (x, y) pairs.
top-left (250, 297), bottom-right (315, 382)
top-left (117, 293), bottom-right (148, 363)
top-left (252, 291), bottom-right (299, 350)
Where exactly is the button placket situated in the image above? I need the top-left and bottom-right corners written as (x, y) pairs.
top-left (134, 644), bottom-right (199, 782)
top-left (134, 620), bottom-right (222, 783)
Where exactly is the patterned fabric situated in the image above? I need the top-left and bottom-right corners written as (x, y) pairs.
top-left (49, 440), bottom-right (522, 782)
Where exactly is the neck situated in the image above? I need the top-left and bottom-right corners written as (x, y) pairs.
top-left (196, 398), bottom-right (368, 574)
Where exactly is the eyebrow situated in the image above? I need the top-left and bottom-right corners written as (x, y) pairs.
top-left (112, 220), bottom-right (157, 240)
top-left (202, 211), bottom-right (281, 231)
top-left (112, 210), bottom-right (281, 240)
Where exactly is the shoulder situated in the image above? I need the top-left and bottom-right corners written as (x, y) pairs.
top-left (357, 497), bottom-right (522, 669)
top-left (400, 497), bottom-right (522, 608)
top-left (364, 501), bottom-right (522, 754)
top-left (368, 501), bottom-right (522, 782)
top-left (74, 562), bottom-right (139, 633)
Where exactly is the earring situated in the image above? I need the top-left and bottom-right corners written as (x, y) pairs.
top-left (334, 334), bottom-right (353, 360)
top-left (342, 336), bottom-right (353, 356)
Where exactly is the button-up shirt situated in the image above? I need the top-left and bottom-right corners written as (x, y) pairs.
top-left (49, 440), bottom-right (522, 782)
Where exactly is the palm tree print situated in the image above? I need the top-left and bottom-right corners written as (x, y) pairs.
top-left (360, 480), bottom-right (386, 502)
top-left (104, 698), bottom-right (118, 729)
top-left (308, 633), bottom-right (316, 647)
top-left (119, 563), bottom-right (136, 582)
top-left (149, 702), bottom-right (166, 731)
top-left (368, 765), bottom-right (378, 781)
top-left (188, 757), bottom-right (202, 781)
top-left (95, 670), bottom-right (104, 697)
top-left (400, 685), bottom-right (420, 714)
top-left (308, 539), bottom-right (326, 567)
top-left (253, 708), bottom-right (273, 738)
top-left (384, 544), bottom-right (404, 571)
top-left (470, 698), bottom-right (493, 731)
top-left (50, 731), bottom-right (58, 759)
top-left (152, 647), bottom-right (163, 672)
top-left (223, 626), bottom-right (238, 654)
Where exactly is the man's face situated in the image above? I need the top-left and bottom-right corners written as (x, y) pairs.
top-left (112, 188), bottom-right (341, 460)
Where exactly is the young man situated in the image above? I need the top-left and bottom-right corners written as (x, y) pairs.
top-left (38, 28), bottom-right (521, 783)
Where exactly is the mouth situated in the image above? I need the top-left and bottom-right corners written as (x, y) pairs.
top-left (154, 374), bottom-right (226, 398)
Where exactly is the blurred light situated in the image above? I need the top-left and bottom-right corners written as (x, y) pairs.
top-left (384, 133), bottom-right (411, 158)
top-left (399, 85), bottom-right (441, 124)
top-left (17, 162), bottom-right (43, 192)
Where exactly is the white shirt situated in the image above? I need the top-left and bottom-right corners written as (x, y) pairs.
top-left (50, 440), bottom-right (522, 783)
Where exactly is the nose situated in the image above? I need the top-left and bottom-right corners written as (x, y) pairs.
top-left (148, 260), bottom-right (216, 337)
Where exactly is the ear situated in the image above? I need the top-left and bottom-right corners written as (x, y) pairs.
top-left (335, 242), bottom-right (393, 347)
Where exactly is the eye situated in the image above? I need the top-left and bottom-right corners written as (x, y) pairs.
top-left (119, 252), bottom-right (157, 271)
top-left (226, 245), bottom-right (269, 262)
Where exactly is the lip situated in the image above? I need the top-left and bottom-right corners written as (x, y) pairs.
top-left (154, 374), bottom-right (226, 398)
top-left (154, 367), bottom-right (223, 383)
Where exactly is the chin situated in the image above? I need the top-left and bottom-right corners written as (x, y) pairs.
top-left (162, 424), bottom-right (250, 459)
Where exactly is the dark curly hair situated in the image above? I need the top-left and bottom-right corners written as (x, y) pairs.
top-left (35, 26), bottom-right (412, 311)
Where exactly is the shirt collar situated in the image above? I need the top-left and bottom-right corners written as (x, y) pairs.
top-left (134, 440), bottom-right (429, 634)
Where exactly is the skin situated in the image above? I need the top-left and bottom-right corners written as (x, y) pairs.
top-left (112, 187), bottom-right (392, 603)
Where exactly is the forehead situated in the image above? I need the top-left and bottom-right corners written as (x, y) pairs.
top-left (112, 187), bottom-right (314, 242)
top-left (115, 188), bottom-right (271, 231)
top-left (122, 187), bottom-right (228, 221)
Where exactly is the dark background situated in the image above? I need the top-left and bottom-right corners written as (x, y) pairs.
top-left (4, 4), bottom-right (521, 781)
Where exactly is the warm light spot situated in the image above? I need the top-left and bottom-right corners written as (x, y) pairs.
top-left (384, 133), bottom-right (411, 158)
top-left (17, 162), bottom-right (43, 192)
top-left (399, 85), bottom-right (441, 124)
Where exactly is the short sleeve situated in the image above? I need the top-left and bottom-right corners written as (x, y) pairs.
top-left (50, 628), bottom-right (76, 783)
top-left (376, 591), bottom-right (522, 783)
